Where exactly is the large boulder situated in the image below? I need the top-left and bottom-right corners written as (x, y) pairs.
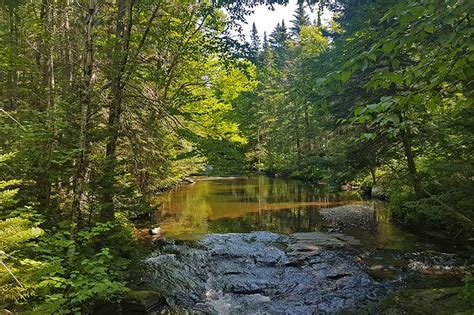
top-left (371, 185), bottom-right (387, 199)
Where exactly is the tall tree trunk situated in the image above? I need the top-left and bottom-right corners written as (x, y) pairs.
top-left (40, 0), bottom-right (55, 111)
top-left (71, 0), bottom-right (96, 241)
top-left (317, 3), bottom-right (323, 26)
top-left (36, 0), bottom-right (55, 211)
top-left (370, 166), bottom-right (377, 186)
top-left (100, 0), bottom-right (133, 221)
top-left (62, 0), bottom-right (74, 86)
top-left (295, 113), bottom-right (301, 165)
top-left (5, 5), bottom-right (18, 111)
top-left (304, 105), bottom-right (310, 151)
top-left (400, 128), bottom-right (424, 199)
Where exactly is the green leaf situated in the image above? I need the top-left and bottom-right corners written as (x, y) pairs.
top-left (340, 70), bottom-right (352, 82)
top-left (386, 114), bottom-right (400, 124)
top-left (442, 15), bottom-right (456, 26)
top-left (391, 59), bottom-right (400, 70)
top-left (424, 24), bottom-right (434, 34)
top-left (362, 133), bottom-right (376, 140)
top-left (360, 58), bottom-right (368, 71)
top-left (382, 42), bottom-right (395, 54)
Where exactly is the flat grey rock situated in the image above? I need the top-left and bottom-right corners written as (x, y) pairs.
top-left (145, 232), bottom-right (385, 314)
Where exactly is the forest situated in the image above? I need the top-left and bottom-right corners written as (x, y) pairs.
top-left (0, 0), bottom-right (473, 313)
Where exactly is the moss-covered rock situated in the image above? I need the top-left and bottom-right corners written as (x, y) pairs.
top-left (377, 287), bottom-right (473, 314)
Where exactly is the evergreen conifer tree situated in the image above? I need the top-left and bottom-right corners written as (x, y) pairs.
top-left (270, 20), bottom-right (289, 68)
top-left (290, 3), bottom-right (310, 36)
top-left (250, 22), bottom-right (260, 52)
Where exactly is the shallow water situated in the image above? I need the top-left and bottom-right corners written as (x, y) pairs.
top-left (154, 176), bottom-right (435, 251)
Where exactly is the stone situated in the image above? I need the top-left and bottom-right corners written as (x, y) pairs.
top-left (320, 204), bottom-right (376, 231)
top-left (148, 226), bottom-right (161, 235)
top-left (371, 185), bottom-right (386, 199)
top-left (291, 232), bottom-right (362, 247)
top-left (144, 232), bottom-right (385, 314)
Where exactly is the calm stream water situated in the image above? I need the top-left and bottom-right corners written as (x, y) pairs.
top-left (153, 176), bottom-right (438, 252)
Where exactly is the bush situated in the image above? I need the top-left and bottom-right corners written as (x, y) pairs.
top-left (463, 275), bottom-right (474, 306)
top-left (33, 247), bottom-right (128, 314)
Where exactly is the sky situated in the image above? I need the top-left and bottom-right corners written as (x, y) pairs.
top-left (239, 0), bottom-right (333, 39)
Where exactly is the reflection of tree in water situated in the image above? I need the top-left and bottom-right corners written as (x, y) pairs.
top-left (209, 206), bottom-right (323, 234)
top-left (372, 202), bottom-right (417, 251)
top-left (153, 176), bottom-right (367, 238)
top-left (156, 181), bottom-right (213, 237)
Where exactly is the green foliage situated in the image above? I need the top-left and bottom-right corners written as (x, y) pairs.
top-left (0, 154), bottom-right (46, 306)
top-left (290, 3), bottom-right (311, 36)
top-left (0, 218), bottom-right (45, 304)
top-left (33, 247), bottom-right (127, 314)
top-left (234, 0), bottom-right (473, 236)
top-left (0, 217), bottom-right (43, 253)
top-left (463, 275), bottom-right (474, 305)
top-left (18, 221), bottom-right (134, 314)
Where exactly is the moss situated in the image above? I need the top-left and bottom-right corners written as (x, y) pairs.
top-left (377, 287), bottom-right (473, 314)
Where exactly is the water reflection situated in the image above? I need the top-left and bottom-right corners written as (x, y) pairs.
top-left (153, 176), bottom-right (419, 249)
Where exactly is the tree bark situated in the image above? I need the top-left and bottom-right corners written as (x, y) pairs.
top-left (370, 167), bottom-right (377, 186)
top-left (36, 0), bottom-right (55, 211)
top-left (400, 127), bottom-right (424, 199)
top-left (317, 3), bottom-right (323, 26)
top-left (100, 0), bottom-right (133, 221)
top-left (5, 4), bottom-right (18, 111)
top-left (62, 0), bottom-right (74, 86)
top-left (71, 0), bottom-right (96, 240)
top-left (304, 105), bottom-right (310, 151)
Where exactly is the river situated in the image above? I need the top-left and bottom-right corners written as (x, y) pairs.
top-left (139, 176), bottom-right (470, 314)
top-left (154, 176), bottom-right (447, 250)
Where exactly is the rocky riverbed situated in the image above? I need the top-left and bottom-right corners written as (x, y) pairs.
top-left (145, 232), bottom-right (386, 314)
top-left (140, 232), bottom-right (470, 314)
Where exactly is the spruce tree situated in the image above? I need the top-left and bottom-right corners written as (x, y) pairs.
top-left (290, 3), bottom-right (311, 36)
top-left (269, 20), bottom-right (289, 68)
top-left (259, 32), bottom-right (274, 68)
top-left (250, 22), bottom-right (260, 52)
top-left (249, 22), bottom-right (260, 63)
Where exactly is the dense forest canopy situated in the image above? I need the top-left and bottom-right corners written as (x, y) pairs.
top-left (0, 0), bottom-right (473, 312)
